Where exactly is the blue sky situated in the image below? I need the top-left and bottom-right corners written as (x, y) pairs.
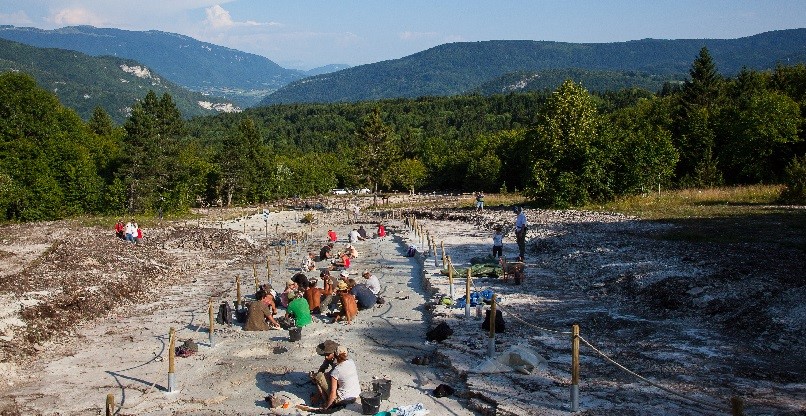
top-left (1, 1), bottom-right (805, 70)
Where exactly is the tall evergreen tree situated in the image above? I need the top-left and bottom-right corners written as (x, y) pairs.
top-left (355, 107), bottom-right (400, 193)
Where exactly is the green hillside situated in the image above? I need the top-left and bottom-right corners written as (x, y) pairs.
top-left (261, 29), bottom-right (806, 105)
top-left (0, 38), bottom-right (238, 123)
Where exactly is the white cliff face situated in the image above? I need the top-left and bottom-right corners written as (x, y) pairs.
top-left (197, 101), bottom-right (241, 113)
top-left (119, 64), bottom-right (160, 83)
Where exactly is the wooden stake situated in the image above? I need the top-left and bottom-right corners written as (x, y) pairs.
top-left (105, 393), bottom-right (114, 416)
top-left (571, 323), bottom-right (580, 412)
top-left (168, 327), bottom-right (176, 392)
top-left (441, 241), bottom-right (446, 268)
top-left (253, 264), bottom-right (259, 291)
top-left (236, 276), bottom-right (242, 310)
top-left (208, 298), bottom-right (215, 348)
top-left (447, 256), bottom-right (454, 300)
top-left (465, 268), bottom-right (472, 319)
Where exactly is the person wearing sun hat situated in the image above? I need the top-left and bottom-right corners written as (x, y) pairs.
top-left (309, 340), bottom-right (339, 406)
top-left (321, 345), bottom-right (360, 410)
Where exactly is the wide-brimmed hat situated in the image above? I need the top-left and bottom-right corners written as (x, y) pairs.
top-left (316, 340), bottom-right (338, 356)
top-left (337, 281), bottom-right (348, 290)
top-left (287, 290), bottom-right (297, 300)
top-left (340, 270), bottom-right (349, 278)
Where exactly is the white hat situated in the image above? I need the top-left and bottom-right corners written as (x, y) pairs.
top-left (340, 270), bottom-right (349, 278)
top-left (336, 345), bottom-right (348, 356)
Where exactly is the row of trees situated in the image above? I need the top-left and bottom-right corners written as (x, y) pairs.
top-left (1, 48), bottom-right (804, 220)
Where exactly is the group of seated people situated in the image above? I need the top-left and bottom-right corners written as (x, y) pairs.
top-left (245, 225), bottom-right (384, 331)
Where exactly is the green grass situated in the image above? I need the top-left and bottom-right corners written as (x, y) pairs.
top-left (583, 185), bottom-right (790, 220)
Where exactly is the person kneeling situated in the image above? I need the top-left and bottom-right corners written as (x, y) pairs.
top-left (244, 287), bottom-right (280, 331)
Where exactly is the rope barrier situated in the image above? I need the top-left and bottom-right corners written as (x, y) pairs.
top-left (578, 335), bottom-right (725, 412)
top-left (433, 228), bottom-right (727, 414)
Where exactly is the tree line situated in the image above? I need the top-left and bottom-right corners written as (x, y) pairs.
top-left (1, 47), bottom-right (804, 221)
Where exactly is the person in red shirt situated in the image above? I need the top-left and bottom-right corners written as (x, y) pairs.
top-left (114, 220), bottom-right (125, 239)
top-left (377, 222), bottom-right (386, 238)
top-left (327, 229), bottom-right (337, 242)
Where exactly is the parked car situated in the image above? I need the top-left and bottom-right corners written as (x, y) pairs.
top-left (331, 188), bottom-right (348, 195)
top-left (356, 188), bottom-right (372, 194)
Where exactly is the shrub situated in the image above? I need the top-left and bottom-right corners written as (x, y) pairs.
top-left (780, 155), bottom-right (806, 203)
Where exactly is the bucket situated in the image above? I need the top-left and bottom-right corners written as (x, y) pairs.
top-left (359, 391), bottom-right (381, 415)
top-left (371, 378), bottom-right (391, 400)
top-left (288, 327), bottom-right (302, 342)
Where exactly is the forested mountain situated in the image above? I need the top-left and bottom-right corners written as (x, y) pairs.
top-left (474, 69), bottom-right (684, 95)
top-left (0, 38), bottom-right (237, 123)
top-left (261, 29), bottom-right (806, 105)
top-left (0, 25), bottom-right (306, 107)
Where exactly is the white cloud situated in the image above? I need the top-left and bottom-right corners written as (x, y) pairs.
top-left (0, 10), bottom-right (33, 26)
top-left (204, 5), bottom-right (281, 30)
top-left (50, 8), bottom-right (107, 26)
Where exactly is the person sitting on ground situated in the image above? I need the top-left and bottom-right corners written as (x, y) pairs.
top-left (309, 340), bottom-right (339, 406)
top-left (377, 222), bottom-right (386, 238)
top-left (327, 229), bottom-right (337, 242)
top-left (244, 286), bottom-right (280, 331)
top-left (279, 279), bottom-right (299, 308)
top-left (125, 219), bottom-right (137, 243)
top-left (292, 272), bottom-right (310, 290)
top-left (348, 278), bottom-right (377, 311)
top-left (331, 252), bottom-right (350, 270)
top-left (331, 281), bottom-right (358, 324)
top-left (345, 244), bottom-right (359, 259)
top-left (320, 270), bottom-right (336, 313)
top-left (320, 345), bottom-right (360, 411)
top-left (304, 278), bottom-right (325, 314)
top-left (362, 270), bottom-right (381, 295)
top-left (348, 228), bottom-right (364, 243)
top-left (134, 224), bottom-right (143, 244)
top-left (301, 252), bottom-right (316, 272)
top-left (357, 225), bottom-right (368, 239)
top-left (114, 219), bottom-right (125, 239)
top-left (279, 290), bottom-right (312, 329)
top-left (319, 242), bottom-right (334, 261)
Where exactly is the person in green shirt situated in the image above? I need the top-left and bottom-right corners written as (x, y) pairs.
top-left (285, 290), bottom-right (312, 328)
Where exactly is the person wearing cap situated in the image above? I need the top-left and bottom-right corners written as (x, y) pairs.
top-left (362, 270), bottom-right (381, 295)
top-left (282, 290), bottom-right (312, 329)
top-left (323, 345), bottom-right (360, 410)
top-left (345, 244), bottom-right (359, 258)
top-left (514, 206), bottom-right (528, 259)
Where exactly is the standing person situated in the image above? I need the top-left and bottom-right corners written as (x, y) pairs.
top-left (475, 191), bottom-right (485, 212)
top-left (492, 226), bottom-right (504, 259)
top-left (514, 206), bottom-right (528, 260)
top-left (124, 219), bottom-right (137, 243)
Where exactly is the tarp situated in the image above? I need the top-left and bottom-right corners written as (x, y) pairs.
top-left (469, 344), bottom-right (547, 374)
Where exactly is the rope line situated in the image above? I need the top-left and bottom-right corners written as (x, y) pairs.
top-left (424, 221), bottom-right (726, 414)
top-left (578, 335), bottom-right (725, 412)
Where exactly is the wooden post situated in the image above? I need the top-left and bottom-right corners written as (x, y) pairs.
top-left (253, 264), bottom-right (259, 292)
top-left (731, 396), bottom-right (744, 416)
top-left (236, 276), bottom-right (242, 310)
top-left (488, 293), bottom-right (496, 357)
top-left (432, 240), bottom-right (438, 268)
top-left (465, 268), bottom-right (472, 319)
top-left (447, 256), bottom-right (454, 300)
top-left (208, 298), bottom-right (215, 348)
top-left (243, 222), bottom-right (246, 234)
top-left (571, 323), bottom-right (580, 412)
top-left (441, 241), bottom-right (446, 268)
top-left (168, 327), bottom-right (176, 392)
top-left (105, 393), bottom-right (114, 416)
top-left (266, 257), bottom-right (272, 286)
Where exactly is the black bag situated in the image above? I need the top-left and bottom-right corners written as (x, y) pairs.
top-left (481, 309), bottom-right (505, 333)
top-left (433, 383), bottom-right (455, 398)
top-left (426, 322), bottom-right (453, 342)
top-left (216, 301), bottom-right (233, 325)
top-left (376, 296), bottom-right (385, 304)
top-left (235, 306), bottom-right (248, 323)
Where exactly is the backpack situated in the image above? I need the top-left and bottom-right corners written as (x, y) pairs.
top-left (216, 301), bottom-right (233, 325)
top-left (481, 309), bottom-right (506, 333)
top-left (426, 322), bottom-right (453, 342)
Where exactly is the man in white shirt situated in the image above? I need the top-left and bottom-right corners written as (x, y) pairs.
top-left (514, 207), bottom-right (527, 260)
top-left (362, 270), bottom-right (381, 295)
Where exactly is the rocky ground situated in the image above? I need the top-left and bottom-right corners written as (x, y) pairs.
top-left (0, 195), bottom-right (804, 415)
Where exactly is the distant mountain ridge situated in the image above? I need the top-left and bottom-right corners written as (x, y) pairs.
top-left (260, 29), bottom-right (806, 105)
top-left (0, 25), bottom-right (307, 106)
top-left (0, 38), bottom-right (238, 123)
